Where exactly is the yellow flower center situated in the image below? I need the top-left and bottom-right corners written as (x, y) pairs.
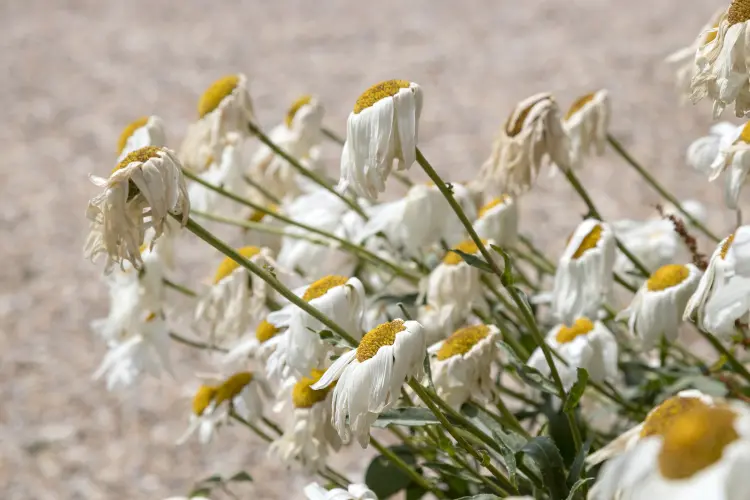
top-left (721, 232), bottom-right (736, 260)
top-left (571, 224), bottom-right (602, 260)
top-left (356, 319), bottom-right (406, 362)
top-left (255, 319), bottom-right (279, 343)
top-left (436, 325), bottom-right (491, 361)
top-left (478, 196), bottom-right (510, 218)
top-left (117, 116), bottom-right (149, 154)
top-left (736, 122), bottom-right (750, 146)
top-left (113, 145), bottom-right (162, 173)
top-left (505, 95), bottom-right (549, 137)
top-left (444, 239), bottom-right (486, 266)
top-left (658, 406), bottom-right (739, 480)
top-left (292, 369), bottom-right (334, 408)
top-left (192, 384), bottom-right (217, 416)
top-left (556, 317), bottom-right (594, 344)
top-left (247, 204), bottom-right (277, 223)
top-left (285, 95), bottom-right (313, 128)
top-left (353, 80), bottom-right (411, 114)
top-left (198, 75), bottom-right (239, 118)
top-left (213, 246), bottom-right (261, 284)
top-left (646, 264), bottom-right (691, 292)
top-left (728, 0), bottom-right (750, 26)
top-left (213, 371), bottom-right (254, 407)
top-left (302, 275), bottom-right (349, 302)
top-left (564, 93), bottom-right (596, 120)
top-left (639, 396), bottom-right (709, 438)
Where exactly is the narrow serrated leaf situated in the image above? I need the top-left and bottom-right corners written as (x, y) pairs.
top-left (519, 436), bottom-right (568, 500)
top-left (565, 478), bottom-right (593, 500)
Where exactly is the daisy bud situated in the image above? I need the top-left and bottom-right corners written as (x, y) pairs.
top-left (562, 90), bottom-right (610, 170)
top-left (84, 146), bottom-right (190, 272)
top-left (480, 93), bottom-right (569, 196)
top-left (339, 80), bottom-right (422, 200)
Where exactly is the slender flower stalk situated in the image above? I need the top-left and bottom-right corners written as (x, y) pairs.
top-left (169, 331), bottom-right (228, 353)
top-left (242, 174), bottom-right (282, 205)
top-left (162, 278), bottom-right (198, 298)
top-left (192, 209), bottom-right (330, 246)
top-left (370, 436), bottom-right (448, 499)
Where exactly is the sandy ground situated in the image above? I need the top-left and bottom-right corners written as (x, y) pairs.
top-left (0, 0), bottom-right (742, 498)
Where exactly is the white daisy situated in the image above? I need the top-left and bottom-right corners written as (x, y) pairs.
top-left (612, 217), bottom-right (685, 284)
top-left (267, 275), bottom-right (365, 378)
top-left (179, 74), bottom-right (255, 172)
top-left (268, 369), bottom-right (341, 471)
top-left (619, 264), bottom-right (703, 349)
top-left (339, 80), bottom-right (422, 200)
top-left (116, 115), bottom-right (166, 162)
top-left (195, 246), bottom-right (274, 344)
top-left (586, 390), bottom-right (720, 466)
top-left (527, 317), bottom-right (618, 391)
top-left (552, 219), bottom-right (616, 324)
top-left (698, 121), bottom-right (750, 209)
top-left (187, 135), bottom-right (250, 214)
top-left (304, 482), bottom-right (378, 500)
top-left (684, 227), bottom-right (750, 337)
top-left (474, 195), bottom-right (519, 248)
top-left (84, 146), bottom-right (190, 272)
top-left (562, 90), bottom-right (610, 170)
top-left (429, 324), bottom-right (501, 409)
top-left (692, 0), bottom-right (750, 117)
top-left (222, 318), bottom-right (283, 369)
top-left (479, 93), bottom-right (569, 196)
top-left (423, 240), bottom-right (488, 317)
top-left (311, 319), bottom-right (426, 447)
top-left (592, 400), bottom-right (750, 500)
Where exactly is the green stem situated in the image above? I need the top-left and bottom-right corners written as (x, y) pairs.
top-left (242, 174), bottom-right (282, 205)
top-left (262, 416), bottom-right (283, 436)
top-left (192, 209), bottom-right (329, 246)
top-left (247, 121), bottom-right (367, 218)
top-left (370, 436), bottom-right (447, 499)
top-left (184, 171), bottom-right (420, 283)
top-left (168, 331), bottom-right (227, 353)
top-left (182, 216), bottom-right (359, 347)
top-left (697, 328), bottom-right (750, 384)
top-left (163, 278), bottom-right (198, 298)
top-left (607, 134), bottom-right (720, 242)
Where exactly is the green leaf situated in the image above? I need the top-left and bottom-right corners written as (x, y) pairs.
top-left (451, 248), bottom-right (494, 273)
top-left (405, 484), bottom-right (427, 500)
top-left (188, 488), bottom-right (212, 497)
top-left (566, 436), bottom-right (593, 486)
top-left (519, 436), bottom-right (568, 500)
top-left (365, 446), bottom-right (416, 499)
top-left (423, 352), bottom-right (436, 391)
top-left (229, 471), bottom-right (253, 482)
top-left (456, 495), bottom-right (502, 500)
top-left (563, 368), bottom-right (589, 413)
top-left (490, 243), bottom-right (514, 286)
top-left (565, 478), bottom-right (593, 500)
top-left (373, 407), bottom-right (441, 428)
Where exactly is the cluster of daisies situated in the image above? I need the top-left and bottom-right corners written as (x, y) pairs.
top-left (82, 1), bottom-right (750, 498)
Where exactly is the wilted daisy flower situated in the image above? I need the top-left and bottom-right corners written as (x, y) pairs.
top-left (312, 319), bottom-right (426, 447)
top-left (619, 264), bottom-right (702, 349)
top-left (116, 116), bottom-right (166, 162)
top-left (592, 400), bottom-right (750, 499)
top-left (304, 482), bottom-right (377, 500)
top-left (195, 246), bottom-right (274, 344)
top-left (480, 93), bottom-right (569, 195)
top-left (268, 369), bottom-right (341, 470)
top-left (424, 240), bottom-right (488, 316)
top-left (527, 317), bottom-right (618, 390)
top-left (692, 0), bottom-right (750, 117)
top-left (429, 324), bottom-right (501, 409)
top-left (188, 135), bottom-right (250, 214)
top-left (85, 146), bottom-right (190, 272)
top-left (474, 195), bottom-right (518, 248)
top-left (562, 90), bottom-right (610, 170)
top-left (587, 390), bottom-right (720, 465)
top-left (339, 80), bottom-right (422, 200)
top-left (268, 276), bottom-right (365, 377)
top-left (223, 318), bottom-right (284, 371)
top-left (553, 219), bottom-right (616, 324)
top-left (684, 227), bottom-right (750, 337)
top-left (248, 95), bottom-right (325, 200)
top-left (179, 74), bottom-right (255, 172)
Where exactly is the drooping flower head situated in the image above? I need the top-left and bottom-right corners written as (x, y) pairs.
top-left (474, 195), bottom-right (519, 248)
top-left (424, 239), bottom-right (488, 317)
top-left (116, 116), bottom-right (166, 162)
top-left (563, 90), bottom-right (610, 169)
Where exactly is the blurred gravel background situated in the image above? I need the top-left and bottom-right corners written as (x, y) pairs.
top-left (0, 0), bottom-right (740, 498)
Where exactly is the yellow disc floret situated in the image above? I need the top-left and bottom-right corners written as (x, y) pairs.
top-left (113, 145), bottom-right (162, 173)
top-left (658, 405), bottom-right (739, 479)
top-left (721, 232), bottom-right (736, 260)
top-left (292, 369), bottom-right (334, 408)
top-left (728, 0), bottom-right (750, 26)
top-left (302, 275), bottom-right (349, 302)
top-left (444, 239), bottom-right (486, 265)
top-left (571, 224), bottom-right (602, 259)
top-left (505, 95), bottom-right (549, 137)
top-left (256, 319), bottom-right (279, 343)
top-left (192, 384), bottom-right (218, 416)
top-left (213, 371), bottom-right (254, 407)
top-left (564, 93), bottom-right (596, 120)
top-left (198, 75), bottom-right (239, 118)
top-left (357, 319), bottom-right (406, 362)
top-left (436, 325), bottom-right (491, 361)
top-left (640, 396), bottom-right (709, 438)
top-left (117, 116), bottom-right (149, 154)
top-left (478, 196), bottom-right (510, 218)
top-left (213, 246), bottom-right (262, 284)
top-left (646, 264), bottom-right (691, 292)
top-left (285, 95), bottom-right (313, 128)
top-left (354, 80), bottom-right (410, 114)
top-left (556, 317), bottom-right (594, 344)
